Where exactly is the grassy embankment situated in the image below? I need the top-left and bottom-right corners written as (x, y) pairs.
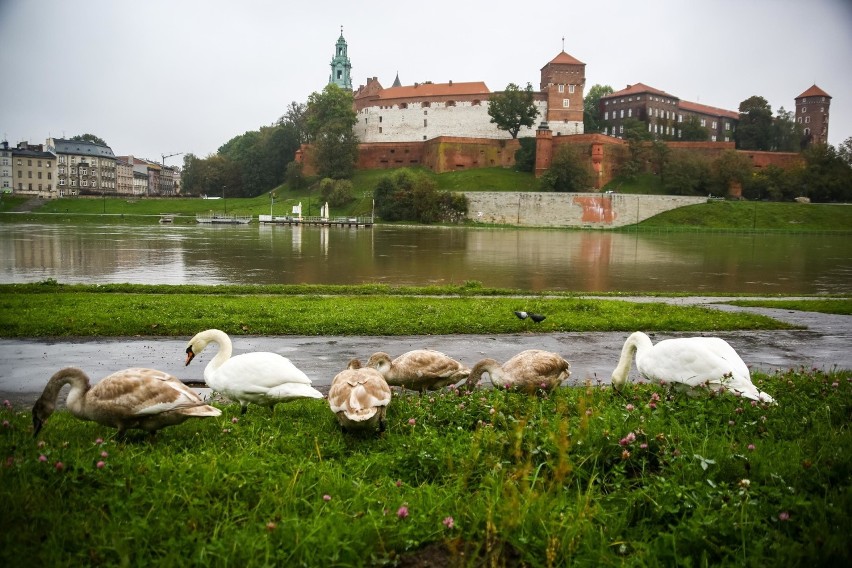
top-left (0, 282), bottom-right (813, 339)
top-left (1, 366), bottom-right (849, 566)
top-left (2, 167), bottom-right (849, 232)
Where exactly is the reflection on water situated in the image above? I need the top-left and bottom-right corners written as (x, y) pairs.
top-left (0, 223), bottom-right (849, 293)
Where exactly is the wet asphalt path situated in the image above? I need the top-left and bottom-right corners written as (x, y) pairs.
top-left (1, 298), bottom-right (849, 406)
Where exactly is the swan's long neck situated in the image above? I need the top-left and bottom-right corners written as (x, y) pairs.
top-left (611, 332), bottom-right (652, 389)
top-left (465, 359), bottom-right (502, 389)
top-left (40, 368), bottom-right (92, 417)
top-left (199, 330), bottom-right (232, 387)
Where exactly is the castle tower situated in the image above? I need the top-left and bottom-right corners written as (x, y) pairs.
top-left (329, 27), bottom-right (353, 90)
top-left (540, 47), bottom-right (586, 135)
top-left (795, 84), bottom-right (831, 147)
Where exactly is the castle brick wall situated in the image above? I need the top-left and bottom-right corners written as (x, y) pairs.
top-left (464, 192), bottom-right (706, 228)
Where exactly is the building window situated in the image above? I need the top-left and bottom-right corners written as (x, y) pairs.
top-left (725, 123), bottom-right (731, 130)
top-left (678, 114), bottom-right (683, 123)
top-left (700, 118), bottom-right (706, 127)
top-left (802, 106), bottom-right (807, 113)
top-left (379, 127), bottom-right (382, 134)
top-left (568, 85), bottom-right (575, 94)
top-left (447, 100), bottom-right (456, 107)
top-left (712, 121), bottom-right (717, 129)
top-left (424, 119), bottom-right (427, 127)
top-left (805, 116), bottom-right (811, 123)
top-left (628, 109), bottom-right (632, 117)
top-left (604, 111), bottom-right (609, 120)
top-left (558, 84), bottom-right (564, 93)
top-left (562, 99), bottom-right (569, 108)
top-left (712, 135), bottom-right (717, 142)
top-left (619, 109), bottom-right (624, 118)
top-left (379, 116), bottom-right (382, 123)
top-left (28, 159), bottom-right (32, 166)
top-left (619, 125), bottom-right (624, 134)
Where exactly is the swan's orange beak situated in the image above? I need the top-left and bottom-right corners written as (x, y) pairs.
top-left (185, 347), bottom-right (196, 366)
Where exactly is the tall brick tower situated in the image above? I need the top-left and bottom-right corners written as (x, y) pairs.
top-left (539, 47), bottom-right (586, 136)
top-left (795, 84), bottom-right (831, 147)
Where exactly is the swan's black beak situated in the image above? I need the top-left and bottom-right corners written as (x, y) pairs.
top-left (33, 415), bottom-right (44, 437)
top-left (185, 347), bottom-right (196, 367)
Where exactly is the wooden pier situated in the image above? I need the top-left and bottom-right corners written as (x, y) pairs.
top-left (258, 215), bottom-right (373, 228)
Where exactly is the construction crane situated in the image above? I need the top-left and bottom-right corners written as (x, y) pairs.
top-left (161, 152), bottom-right (183, 166)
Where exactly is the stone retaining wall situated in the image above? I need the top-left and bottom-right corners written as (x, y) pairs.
top-left (463, 192), bottom-right (707, 228)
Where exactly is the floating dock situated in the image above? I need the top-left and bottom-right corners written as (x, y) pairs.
top-left (258, 215), bottom-right (373, 228)
top-left (196, 213), bottom-right (252, 224)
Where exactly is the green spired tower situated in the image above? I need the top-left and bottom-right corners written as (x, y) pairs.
top-left (328, 26), bottom-right (352, 90)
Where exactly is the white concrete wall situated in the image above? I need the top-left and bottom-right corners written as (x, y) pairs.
top-left (356, 100), bottom-right (549, 143)
top-left (464, 192), bottom-right (706, 228)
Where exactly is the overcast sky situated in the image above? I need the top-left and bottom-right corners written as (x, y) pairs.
top-left (2, 0), bottom-right (850, 164)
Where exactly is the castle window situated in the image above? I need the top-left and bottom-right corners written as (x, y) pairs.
top-left (379, 127), bottom-right (382, 133)
top-left (447, 101), bottom-right (456, 107)
top-left (678, 114), bottom-right (683, 122)
top-left (558, 84), bottom-right (564, 93)
top-left (725, 122), bottom-right (731, 130)
top-left (700, 118), bottom-right (706, 127)
top-left (712, 135), bottom-right (717, 142)
top-left (712, 121), bottom-right (717, 129)
top-left (628, 109), bottom-right (632, 117)
top-left (805, 116), bottom-right (810, 123)
top-left (619, 109), bottom-right (624, 118)
top-left (400, 103), bottom-right (408, 109)
top-left (568, 85), bottom-right (575, 94)
top-left (604, 111), bottom-right (609, 120)
top-left (802, 106), bottom-right (807, 113)
top-left (422, 102), bottom-right (431, 108)
top-left (379, 116), bottom-right (382, 123)
top-left (424, 119), bottom-right (428, 127)
top-left (562, 99), bottom-right (569, 108)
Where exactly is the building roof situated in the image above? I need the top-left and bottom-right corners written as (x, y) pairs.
top-left (796, 84), bottom-right (831, 99)
top-left (391, 72), bottom-right (402, 88)
top-left (604, 83), bottom-right (677, 99)
top-left (678, 100), bottom-right (738, 120)
top-left (376, 81), bottom-right (490, 100)
top-left (543, 51), bottom-right (585, 66)
top-left (49, 138), bottom-right (115, 159)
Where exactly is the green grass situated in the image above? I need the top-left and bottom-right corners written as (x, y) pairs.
top-left (1, 367), bottom-right (849, 566)
top-left (0, 283), bottom-right (797, 338)
top-left (636, 200), bottom-right (852, 232)
top-left (724, 299), bottom-right (852, 316)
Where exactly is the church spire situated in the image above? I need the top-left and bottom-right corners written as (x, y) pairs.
top-left (329, 27), bottom-right (353, 90)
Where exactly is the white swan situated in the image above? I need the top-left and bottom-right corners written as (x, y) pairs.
top-left (32, 367), bottom-right (221, 437)
top-left (185, 329), bottom-right (323, 414)
top-left (611, 331), bottom-right (775, 403)
top-left (328, 359), bottom-right (392, 432)
top-left (463, 349), bottom-right (571, 393)
top-left (366, 349), bottom-right (470, 392)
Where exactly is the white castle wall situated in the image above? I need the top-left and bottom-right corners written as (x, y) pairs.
top-left (463, 192), bottom-right (706, 228)
top-left (356, 100), bottom-right (550, 143)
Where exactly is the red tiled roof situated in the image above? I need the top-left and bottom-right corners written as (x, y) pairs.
top-left (544, 51), bottom-right (585, 66)
top-left (796, 84), bottom-right (831, 99)
top-left (678, 100), bottom-right (738, 120)
top-left (377, 81), bottom-right (490, 99)
top-left (603, 83), bottom-right (676, 99)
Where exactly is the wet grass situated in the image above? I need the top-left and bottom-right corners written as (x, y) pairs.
top-left (1, 367), bottom-right (849, 566)
top-left (725, 298), bottom-right (852, 316)
top-left (0, 283), bottom-right (797, 338)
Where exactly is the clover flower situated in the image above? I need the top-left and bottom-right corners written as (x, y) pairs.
top-left (323, 494), bottom-right (331, 502)
top-left (442, 516), bottom-right (454, 529)
top-left (397, 506), bottom-right (409, 519)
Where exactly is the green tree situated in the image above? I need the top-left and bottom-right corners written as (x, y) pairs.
top-left (648, 141), bottom-right (671, 185)
top-left (796, 143), bottom-right (852, 202)
top-left (735, 96), bottom-right (773, 151)
top-left (305, 84), bottom-right (359, 179)
top-left (838, 137), bottom-right (852, 167)
top-left (539, 145), bottom-right (591, 192)
top-left (770, 107), bottom-right (802, 152)
top-left (70, 133), bottom-right (107, 146)
top-left (710, 150), bottom-right (752, 196)
top-left (514, 138), bottom-right (536, 172)
top-left (679, 115), bottom-right (710, 141)
top-left (664, 152), bottom-right (711, 196)
top-left (742, 164), bottom-right (796, 201)
top-left (487, 83), bottom-right (540, 139)
top-left (278, 101), bottom-right (308, 144)
top-left (285, 161), bottom-right (305, 189)
top-left (373, 169), bottom-right (467, 223)
top-left (583, 84), bottom-right (613, 133)
top-left (319, 178), bottom-right (354, 207)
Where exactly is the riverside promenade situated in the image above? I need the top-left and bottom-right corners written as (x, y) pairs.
top-left (0, 298), bottom-right (849, 406)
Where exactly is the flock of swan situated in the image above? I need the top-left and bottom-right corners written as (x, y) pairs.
top-left (31, 328), bottom-right (775, 438)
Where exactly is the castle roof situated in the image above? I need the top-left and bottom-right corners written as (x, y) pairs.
top-left (678, 100), bottom-right (738, 120)
top-left (376, 81), bottom-right (490, 100)
top-left (543, 51), bottom-right (585, 66)
top-left (796, 84), bottom-right (831, 99)
top-left (604, 83), bottom-right (677, 99)
top-left (391, 72), bottom-right (401, 88)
